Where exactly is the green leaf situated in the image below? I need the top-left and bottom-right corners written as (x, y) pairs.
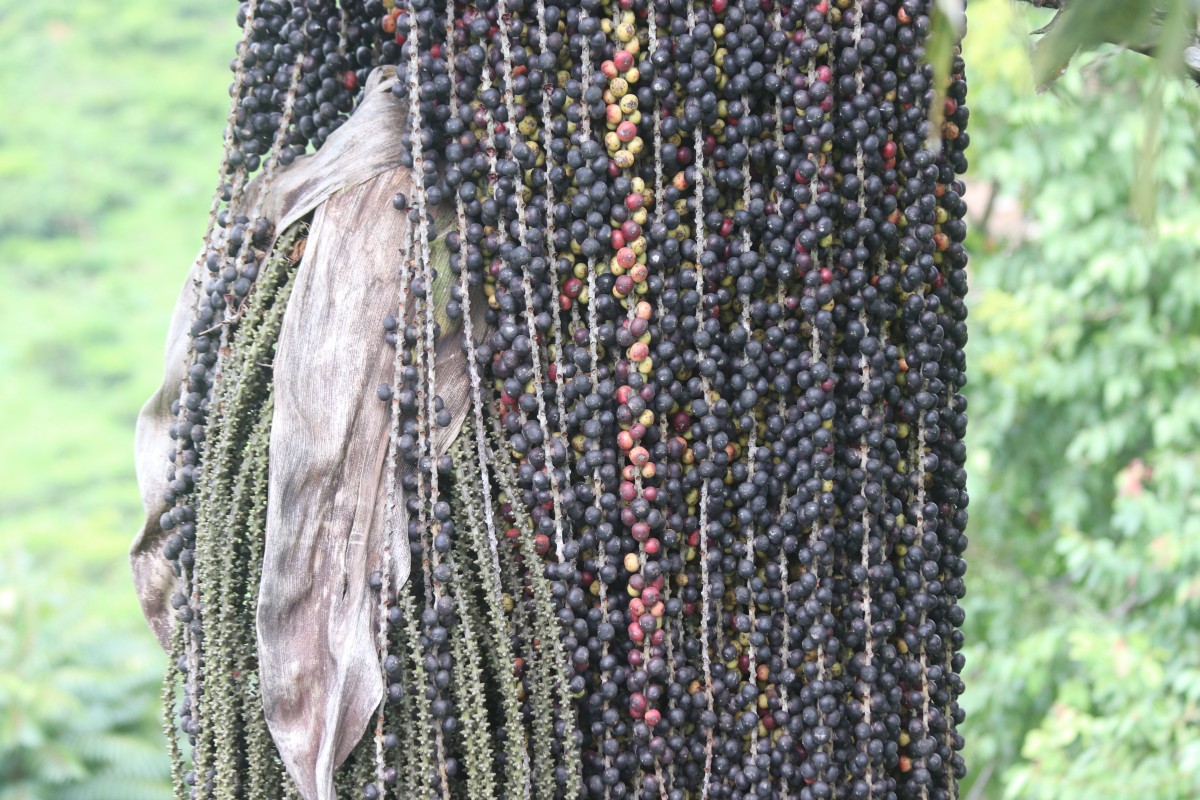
top-left (936, 0), bottom-right (966, 37)
top-left (1031, 1), bottom-right (1156, 90)
top-left (926, 0), bottom-right (966, 153)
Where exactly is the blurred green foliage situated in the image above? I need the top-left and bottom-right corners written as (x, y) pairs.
top-left (2, 0), bottom-right (1199, 798)
top-left (961, 2), bottom-right (1200, 797)
top-left (0, 1), bottom-right (230, 797)
top-left (0, 555), bottom-right (171, 800)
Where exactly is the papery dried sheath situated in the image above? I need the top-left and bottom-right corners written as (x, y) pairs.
top-left (131, 67), bottom-right (410, 649)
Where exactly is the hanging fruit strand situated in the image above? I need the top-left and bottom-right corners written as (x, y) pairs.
top-left (163, 612), bottom-right (187, 796)
top-left (491, 0), bottom-right (568, 568)
top-left (404, 5), bottom-right (458, 790)
top-left (142, 1), bottom-right (971, 798)
top-left (192, 0), bottom-right (261, 284)
top-left (442, 0), bottom-right (534, 794)
top-left (375, 179), bottom-right (421, 799)
top-left (683, 0), bottom-right (717, 790)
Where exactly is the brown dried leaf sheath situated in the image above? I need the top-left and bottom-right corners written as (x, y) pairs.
top-left (131, 67), bottom-right (409, 650)
top-left (131, 67), bottom-right (480, 799)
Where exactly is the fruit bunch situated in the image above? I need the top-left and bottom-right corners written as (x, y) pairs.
top-left (140, 0), bottom-right (970, 798)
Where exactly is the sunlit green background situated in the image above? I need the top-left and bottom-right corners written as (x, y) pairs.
top-left (3, 1), bottom-right (1199, 798)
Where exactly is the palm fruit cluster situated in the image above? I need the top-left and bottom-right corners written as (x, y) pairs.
top-left (149, 0), bottom-right (970, 798)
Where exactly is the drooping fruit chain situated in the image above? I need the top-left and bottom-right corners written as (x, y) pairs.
top-left (147, 1), bottom-right (970, 798)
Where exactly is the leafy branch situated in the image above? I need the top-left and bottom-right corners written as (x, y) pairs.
top-left (1014, 0), bottom-right (1200, 87)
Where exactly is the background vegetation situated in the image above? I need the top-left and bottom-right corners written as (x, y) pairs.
top-left (1, 1), bottom-right (1197, 798)
top-left (0, 3), bottom-right (232, 798)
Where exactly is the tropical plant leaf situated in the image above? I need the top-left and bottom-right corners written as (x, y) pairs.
top-left (1031, 0), bottom-right (1157, 90)
top-left (57, 776), bottom-right (174, 800)
top-left (1133, 0), bottom-right (1191, 226)
top-left (63, 732), bottom-right (169, 782)
top-left (927, 0), bottom-right (966, 153)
